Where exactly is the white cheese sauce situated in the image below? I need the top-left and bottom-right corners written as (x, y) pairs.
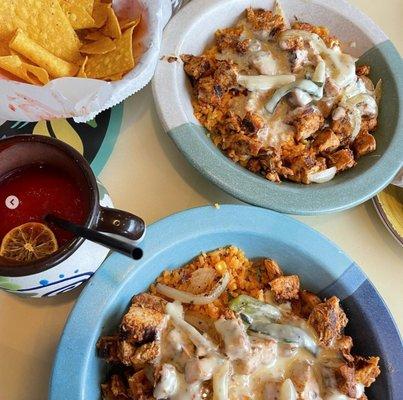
top-left (213, 20), bottom-right (377, 150)
top-left (157, 314), bottom-right (355, 400)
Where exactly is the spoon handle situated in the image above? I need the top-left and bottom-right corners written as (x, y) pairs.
top-left (45, 214), bottom-right (143, 260)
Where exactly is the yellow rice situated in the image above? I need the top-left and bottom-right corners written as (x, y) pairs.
top-left (149, 246), bottom-right (270, 320)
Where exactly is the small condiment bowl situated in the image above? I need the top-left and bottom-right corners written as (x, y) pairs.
top-left (0, 135), bottom-right (145, 297)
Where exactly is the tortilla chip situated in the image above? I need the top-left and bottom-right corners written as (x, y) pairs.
top-left (80, 36), bottom-right (116, 54)
top-left (92, 2), bottom-right (111, 28)
top-left (102, 7), bottom-right (122, 39)
top-left (77, 56), bottom-right (88, 77)
top-left (104, 72), bottom-right (122, 81)
top-left (24, 64), bottom-right (50, 84)
top-left (0, 55), bottom-right (49, 84)
top-left (119, 16), bottom-right (141, 31)
top-left (9, 29), bottom-right (79, 78)
top-left (81, 0), bottom-right (94, 14)
top-left (0, 0), bottom-right (81, 62)
top-left (84, 31), bottom-right (106, 41)
top-left (0, 41), bottom-right (10, 56)
top-left (86, 26), bottom-right (134, 79)
top-left (60, 0), bottom-right (95, 29)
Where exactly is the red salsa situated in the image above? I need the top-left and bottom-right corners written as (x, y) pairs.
top-left (0, 164), bottom-right (89, 246)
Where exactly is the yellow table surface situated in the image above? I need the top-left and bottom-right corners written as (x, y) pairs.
top-left (0, 1), bottom-right (402, 399)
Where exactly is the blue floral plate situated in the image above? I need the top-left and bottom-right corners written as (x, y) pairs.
top-left (49, 205), bottom-right (402, 399)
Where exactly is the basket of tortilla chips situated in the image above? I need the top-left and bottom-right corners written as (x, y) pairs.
top-left (0, 0), bottom-right (172, 122)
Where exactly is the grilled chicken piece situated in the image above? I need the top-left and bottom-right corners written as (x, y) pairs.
top-left (356, 65), bottom-right (370, 76)
top-left (181, 55), bottom-right (215, 81)
top-left (327, 149), bottom-right (355, 172)
top-left (313, 129), bottom-right (340, 153)
top-left (292, 290), bottom-right (322, 319)
top-left (184, 356), bottom-right (218, 384)
top-left (97, 335), bottom-right (120, 363)
top-left (335, 335), bottom-right (354, 363)
top-left (290, 107), bottom-right (324, 141)
top-left (308, 296), bottom-right (348, 347)
top-left (279, 36), bottom-right (304, 51)
top-left (120, 294), bottom-right (167, 345)
top-left (101, 374), bottom-right (130, 400)
top-left (335, 363), bottom-right (359, 398)
top-left (286, 148), bottom-right (327, 184)
top-left (130, 342), bottom-right (161, 369)
top-left (354, 356), bottom-right (380, 387)
top-left (352, 131), bottom-right (376, 158)
top-left (242, 111), bottom-right (265, 135)
top-left (291, 21), bottom-right (340, 48)
top-left (330, 116), bottom-right (353, 145)
top-left (360, 116), bottom-right (377, 132)
top-left (263, 381), bottom-right (281, 399)
top-left (116, 294), bottom-right (168, 370)
top-left (290, 360), bottom-right (322, 400)
top-left (214, 311), bottom-right (251, 360)
top-left (235, 336), bottom-right (277, 375)
top-left (270, 275), bottom-right (300, 302)
top-left (262, 258), bottom-right (283, 281)
top-left (246, 7), bottom-right (285, 35)
top-left (127, 369), bottom-right (154, 400)
top-left (215, 27), bottom-right (249, 53)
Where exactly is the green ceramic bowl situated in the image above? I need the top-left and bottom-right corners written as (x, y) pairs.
top-left (153, 0), bottom-right (403, 215)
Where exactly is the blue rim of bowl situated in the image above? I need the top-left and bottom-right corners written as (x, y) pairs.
top-left (49, 205), bottom-right (402, 399)
top-left (152, 0), bottom-right (403, 215)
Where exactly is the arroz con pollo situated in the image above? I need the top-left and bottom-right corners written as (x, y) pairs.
top-left (182, 3), bottom-right (381, 184)
top-left (97, 246), bottom-right (380, 399)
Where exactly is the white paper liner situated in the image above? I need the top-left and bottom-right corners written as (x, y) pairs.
top-left (0, 0), bottom-right (172, 122)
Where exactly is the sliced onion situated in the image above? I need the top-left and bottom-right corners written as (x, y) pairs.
top-left (237, 74), bottom-right (296, 91)
top-left (291, 89), bottom-right (312, 107)
top-left (166, 301), bottom-right (217, 354)
top-left (325, 390), bottom-right (351, 400)
top-left (374, 79), bottom-right (382, 105)
top-left (346, 93), bottom-right (377, 115)
top-left (157, 272), bottom-right (230, 305)
top-left (265, 79), bottom-right (322, 113)
top-left (312, 59), bottom-right (326, 85)
top-left (187, 267), bottom-right (216, 294)
top-left (273, 0), bottom-right (289, 29)
top-left (153, 364), bottom-right (179, 399)
top-left (349, 107), bottom-right (362, 142)
top-left (212, 360), bottom-right (230, 400)
top-left (343, 78), bottom-right (366, 100)
top-left (308, 167), bottom-right (337, 184)
top-left (278, 29), bottom-right (325, 48)
top-left (279, 379), bottom-right (298, 400)
top-left (185, 311), bottom-right (215, 334)
top-left (359, 75), bottom-right (374, 94)
top-left (338, 93), bottom-right (377, 143)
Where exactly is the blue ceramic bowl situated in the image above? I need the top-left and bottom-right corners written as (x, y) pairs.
top-left (152, 0), bottom-right (403, 214)
top-left (50, 205), bottom-right (402, 399)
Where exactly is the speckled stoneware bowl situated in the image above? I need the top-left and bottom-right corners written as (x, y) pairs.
top-left (49, 205), bottom-right (402, 399)
top-left (152, 0), bottom-right (403, 215)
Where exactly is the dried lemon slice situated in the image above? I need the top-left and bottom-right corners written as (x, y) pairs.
top-left (0, 222), bottom-right (58, 262)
